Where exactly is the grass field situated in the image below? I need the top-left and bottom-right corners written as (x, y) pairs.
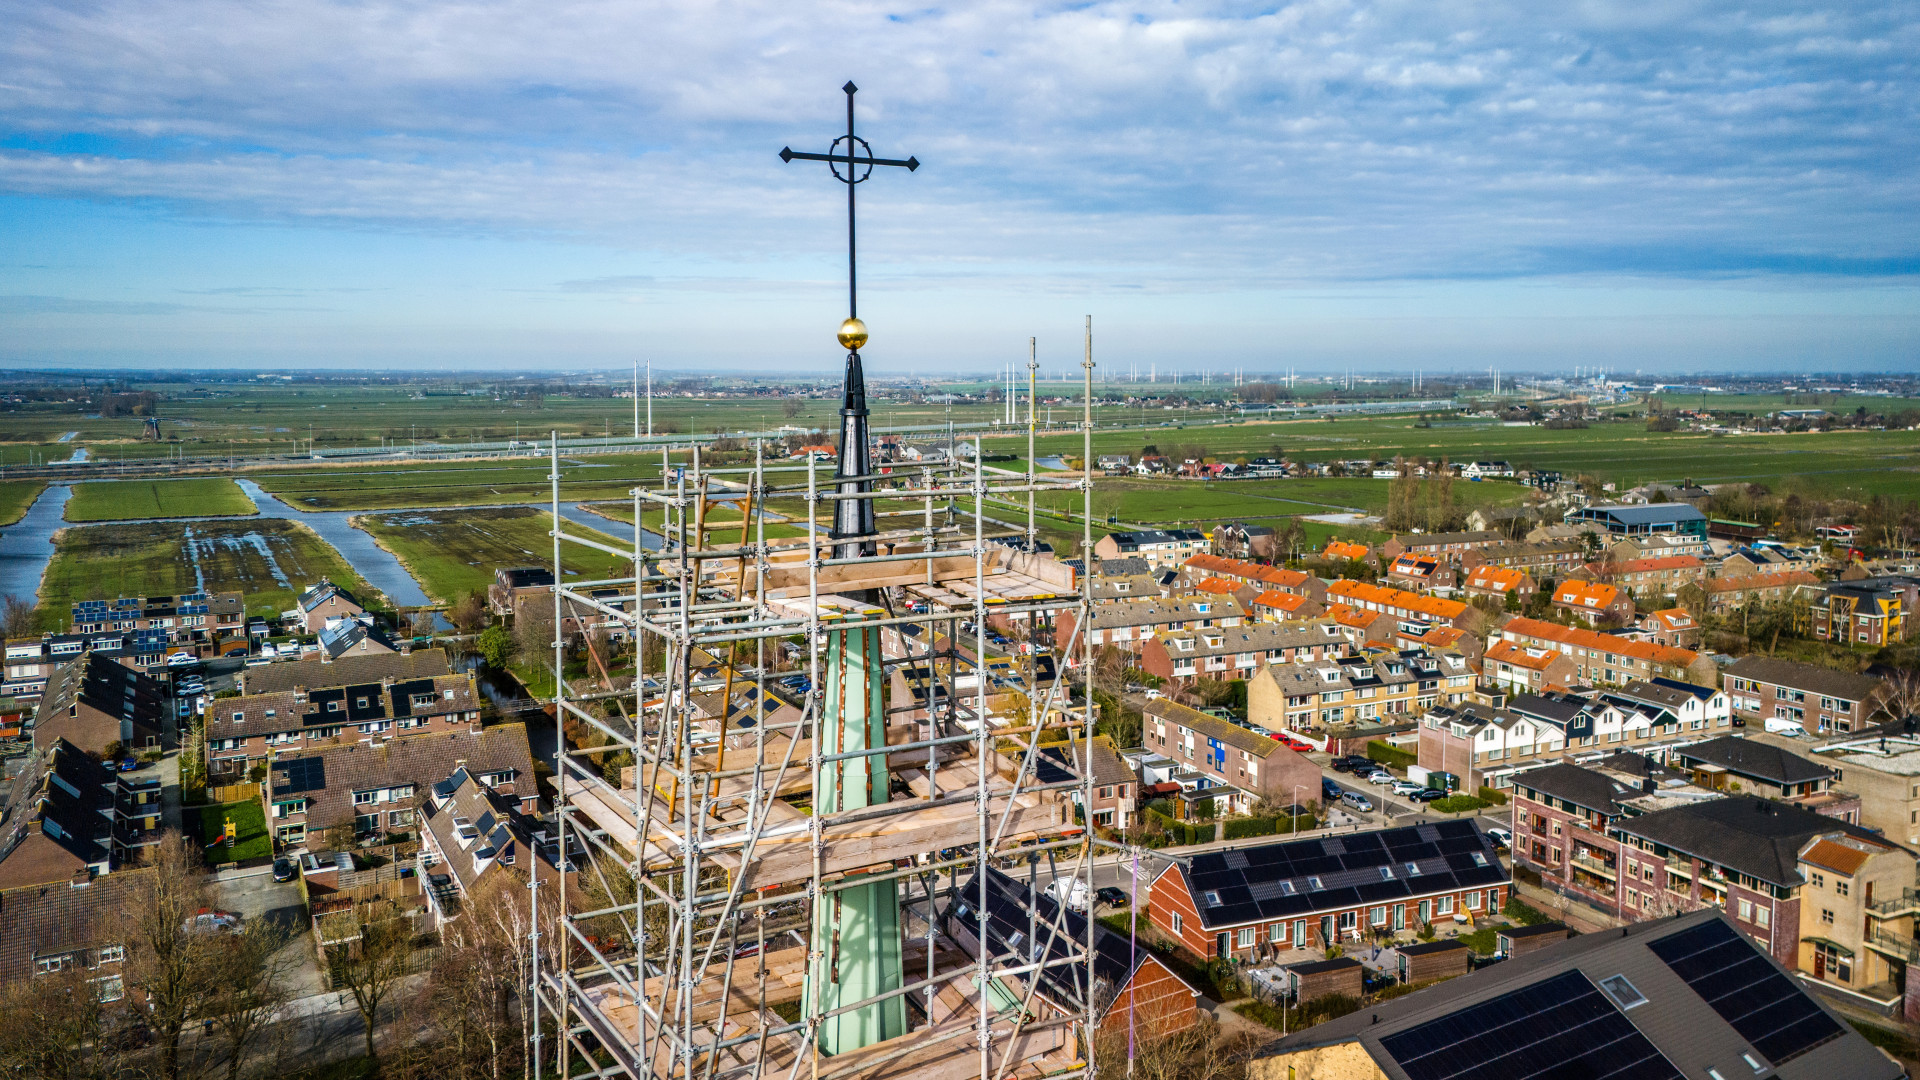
top-left (251, 454), bottom-right (670, 510)
top-left (36, 519), bottom-right (378, 629)
top-left (197, 799), bottom-right (271, 864)
top-left (584, 499), bottom-right (813, 542)
top-left (64, 478), bottom-right (257, 522)
top-left (0, 481), bottom-right (45, 526)
top-left (356, 505), bottom-right (636, 604)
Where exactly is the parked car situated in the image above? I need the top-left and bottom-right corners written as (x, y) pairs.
top-left (272, 856), bottom-right (297, 883)
top-left (1143, 689), bottom-right (1164, 701)
top-left (1280, 737), bottom-right (1314, 753)
top-left (117, 757), bottom-right (139, 772)
top-left (1329, 759), bottom-right (1358, 774)
top-left (1484, 826), bottom-right (1513, 848)
top-left (1390, 780), bottom-right (1425, 797)
top-left (1409, 788), bottom-right (1446, 803)
top-left (1340, 790), bottom-right (1374, 813)
top-left (1321, 778), bottom-right (1343, 801)
top-left (1366, 770), bottom-right (1396, 786)
top-left (1044, 877), bottom-right (1090, 912)
top-left (1096, 886), bottom-right (1129, 907)
top-left (184, 908), bottom-right (242, 935)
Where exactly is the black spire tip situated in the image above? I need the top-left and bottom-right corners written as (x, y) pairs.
top-left (843, 81), bottom-right (858, 95)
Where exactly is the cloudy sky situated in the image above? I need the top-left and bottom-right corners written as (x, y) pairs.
top-left (1, 0), bottom-right (1915, 375)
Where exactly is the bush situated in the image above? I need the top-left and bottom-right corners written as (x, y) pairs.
top-left (1366, 740), bottom-right (1417, 769)
top-left (1147, 808), bottom-right (1210, 846)
top-left (1431, 795), bottom-right (1488, 814)
top-left (1223, 816), bottom-right (1276, 841)
top-left (1504, 896), bottom-right (1554, 926)
top-left (1475, 786), bottom-right (1508, 806)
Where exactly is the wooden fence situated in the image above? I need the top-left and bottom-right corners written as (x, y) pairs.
top-left (207, 782), bottom-right (261, 804)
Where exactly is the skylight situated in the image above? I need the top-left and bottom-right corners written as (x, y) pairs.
top-left (1379, 867), bottom-right (1394, 880)
top-left (1203, 890), bottom-right (1222, 907)
top-left (1406, 862), bottom-right (1422, 876)
top-left (1599, 974), bottom-right (1647, 1010)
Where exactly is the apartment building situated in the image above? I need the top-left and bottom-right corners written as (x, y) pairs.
top-left (0, 738), bottom-right (163, 888)
top-left (1808, 577), bottom-right (1915, 646)
top-left (1551, 580), bottom-right (1635, 625)
top-left (1141, 698), bottom-right (1322, 809)
top-left (33, 655), bottom-right (170, 756)
top-left (68, 591), bottom-right (245, 645)
top-left (1493, 616), bottom-right (1716, 686)
top-left (1136, 618), bottom-right (1351, 687)
top-left (1814, 734), bottom-right (1920, 845)
top-left (1091, 529), bottom-right (1209, 568)
top-left (1247, 648), bottom-right (1474, 741)
top-left (1148, 821), bottom-right (1508, 960)
top-left (1324, 580), bottom-right (1480, 632)
top-left (1378, 531), bottom-right (1502, 564)
top-left (1722, 656), bottom-right (1888, 736)
top-left (1459, 540), bottom-right (1586, 575)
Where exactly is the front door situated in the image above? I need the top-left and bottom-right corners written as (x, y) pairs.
top-left (1394, 904), bottom-right (1406, 931)
top-left (1319, 915), bottom-right (1334, 946)
top-left (1294, 920), bottom-right (1307, 949)
top-left (1418, 900), bottom-right (1431, 925)
top-left (1216, 932), bottom-right (1230, 958)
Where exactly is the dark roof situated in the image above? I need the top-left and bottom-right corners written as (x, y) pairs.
top-left (1396, 939), bottom-right (1469, 957)
top-left (1172, 820), bottom-right (1506, 930)
top-left (1511, 763), bottom-right (1638, 817)
top-left (1286, 957), bottom-right (1362, 976)
top-left (1671, 735), bottom-right (1834, 786)
top-left (1577, 503), bottom-right (1708, 526)
top-left (0, 739), bottom-right (116, 890)
top-left (1722, 656), bottom-right (1883, 704)
top-left (1590, 752), bottom-right (1682, 784)
top-left (496, 567), bottom-right (556, 590)
top-left (1038, 735), bottom-right (1135, 789)
top-left (1497, 922), bottom-right (1569, 940)
top-left (240, 648), bottom-right (451, 695)
top-left (318, 621), bottom-right (396, 659)
top-left (1614, 794), bottom-right (1892, 888)
top-left (267, 724), bottom-right (536, 831)
top-left (1096, 557), bottom-right (1153, 576)
top-left (1256, 908), bottom-right (1898, 1080)
top-left (0, 867), bottom-right (154, 984)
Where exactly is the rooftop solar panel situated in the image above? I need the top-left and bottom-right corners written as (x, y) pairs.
top-left (1377, 970), bottom-right (1683, 1080)
top-left (1647, 919), bottom-right (1843, 1066)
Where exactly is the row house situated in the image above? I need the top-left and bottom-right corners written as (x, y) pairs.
top-left (1248, 648), bottom-right (1474, 741)
top-left (295, 580), bottom-right (365, 634)
top-left (1461, 565), bottom-right (1535, 604)
top-left (33, 655), bottom-right (170, 756)
top-left (1055, 597), bottom-right (1237, 656)
top-left (1141, 698), bottom-right (1322, 811)
top-left (417, 765), bottom-right (573, 925)
top-left (1722, 656), bottom-right (1888, 736)
top-left (1808, 577), bottom-right (1915, 646)
top-left (1319, 539), bottom-right (1371, 563)
top-left (1148, 821), bottom-right (1508, 961)
top-left (0, 866), bottom-right (152, 996)
top-left (1138, 618), bottom-right (1353, 687)
top-left (1460, 540), bottom-right (1586, 574)
top-left (1378, 531), bottom-right (1502, 564)
top-left (1638, 608), bottom-right (1701, 650)
top-left (238, 645), bottom-right (452, 695)
top-left (6, 629), bottom-right (194, 699)
top-left (1512, 761), bottom-right (1915, 1011)
top-left (1482, 639), bottom-right (1579, 693)
top-left (1386, 554), bottom-right (1454, 591)
top-left (1247, 589), bottom-right (1322, 622)
top-left (1584, 555), bottom-right (1705, 597)
top-left (68, 591), bottom-right (245, 646)
top-left (1550, 579), bottom-right (1635, 625)
top-left (1723, 545), bottom-right (1825, 578)
top-left (1090, 529), bottom-right (1209, 568)
top-left (206, 672), bottom-right (482, 776)
top-left (0, 738), bottom-right (163, 890)
top-left (1087, 572), bottom-right (1177, 602)
top-left (266, 723), bottom-right (537, 849)
top-left (1493, 616), bottom-right (1716, 686)
top-left (1039, 734), bottom-right (1139, 829)
top-left (1181, 554), bottom-right (1327, 603)
top-left (1324, 580), bottom-right (1480, 633)
top-left (1687, 570), bottom-right (1820, 614)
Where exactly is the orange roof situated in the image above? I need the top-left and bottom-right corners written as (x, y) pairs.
top-left (1323, 540), bottom-right (1370, 561)
top-left (1501, 616), bottom-right (1699, 666)
top-left (1326, 579), bottom-right (1468, 619)
top-left (1553, 580), bottom-right (1621, 609)
top-left (1704, 570), bottom-right (1820, 593)
top-left (1183, 554), bottom-right (1313, 590)
top-left (1466, 566), bottom-right (1528, 592)
top-left (1251, 590), bottom-right (1309, 613)
top-left (1326, 604), bottom-right (1382, 630)
top-left (1647, 608), bottom-right (1696, 630)
top-left (1390, 555), bottom-right (1440, 575)
top-left (1195, 577), bottom-right (1241, 595)
top-left (1486, 639), bottom-right (1566, 672)
top-left (1801, 837), bottom-right (1877, 877)
top-left (1409, 625), bottom-right (1469, 648)
top-left (1607, 556), bottom-right (1703, 574)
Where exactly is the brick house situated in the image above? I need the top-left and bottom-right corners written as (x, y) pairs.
top-left (32, 655), bottom-right (169, 755)
top-left (0, 866), bottom-right (153, 995)
top-left (0, 738), bottom-right (163, 888)
top-left (206, 672), bottom-right (483, 775)
top-left (1320, 539), bottom-right (1371, 563)
top-left (1246, 649), bottom-right (1473, 744)
top-left (1550, 579), bottom-right (1635, 625)
top-left (1092, 529), bottom-right (1209, 569)
top-left (1459, 540), bottom-right (1585, 575)
top-left (1182, 554), bottom-right (1327, 603)
top-left (1324, 581), bottom-right (1482, 633)
top-left (1040, 734), bottom-right (1138, 830)
top-left (69, 591), bottom-right (245, 648)
top-left (1462, 565), bottom-right (1535, 605)
top-left (1137, 618), bottom-right (1352, 688)
top-left (296, 580), bottom-right (366, 635)
top-left (238, 648), bottom-right (451, 695)
top-left (1211, 523), bottom-right (1278, 563)
top-left (1639, 608), bottom-right (1701, 650)
top-left (1809, 578), bottom-right (1915, 646)
top-left (1493, 616), bottom-right (1716, 687)
top-left (1481, 639), bottom-right (1579, 693)
top-left (1386, 554), bottom-right (1455, 591)
top-left (1147, 821), bottom-right (1508, 960)
top-left (1378, 531), bottom-right (1501, 564)
top-left (1055, 597), bottom-right (1236, 657)
top-left (1246, 590), bottom-right (1323, 622)
top-left (487, 566), bottom-right (556, 617)
top-left (1141, 698), bottom-right (1322, 808)
top-left (1722, 656), bottom-right (1889, 736)
top-left (1584, 555), bottom-right (1706, 599)
top-left (1687, 570), bottom-right (1821, 615)
top-left (417, 765), bottom-right (573, 926)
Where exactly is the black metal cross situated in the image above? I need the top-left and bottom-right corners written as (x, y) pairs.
top-left (780, 81), bottom-right (919, 321)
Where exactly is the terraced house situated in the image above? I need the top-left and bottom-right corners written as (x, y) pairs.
top-left (1138, 618), bottom-right (1352, 687)
top-left (205, 671), bottom-right (482, 777)
top-left (1324, 580), bottom-right (1481, 633)
top-left (1248, 648), bottom-right (1474, 741)
top-left (1054, 597), bottom-right (1237, 655)
top-left (1551, 579), bottom-right (1635, 625)
top-left (1459, 539), bottom-right (1586, 574)
top-left (266, 724), bottom-right (536, 848)
top-left (1494, 616), bottom-right (1716, 686)
top-left (1141, 698), bottom-right (1322, 809)
top-left (1182, 554), bottom-right (1327, 604)
top-left (1586, 554), bottom-right (1706, 598)
top-left (1722, 656), bottom-right (1889, 736)
top-left (68, 591), bottom-right (245, 647)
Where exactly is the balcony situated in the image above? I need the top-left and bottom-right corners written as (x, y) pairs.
top-left (1869, 888), bottom-right (1920, 918)
top-left (1868, 928), bottom-right (1920, 963)
top-left (1572, 851), bottom-right (1617, 880)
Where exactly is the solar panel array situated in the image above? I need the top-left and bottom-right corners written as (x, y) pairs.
top-left (280, 756), bottom-right (327, 794)
top-left (1647, 918), bottom-right (1843, 1065)
top-left (1378, 970), bottom-right (1683, 1080)
top-left (1183, 819), bottom-right (1505, 925)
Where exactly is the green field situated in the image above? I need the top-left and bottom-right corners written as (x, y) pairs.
top-left (356, 506), bottom-right (636, 604)
top-left (0, 481), bottom-right (45, 526)
top-left (64, 478), bottom-right (257, 522)
top-left (36, 519), bottom-right (378, 629)
top-left (198, 799), bottom-right (271, 864)
top-left (584, 499), bottom-right (813, 542)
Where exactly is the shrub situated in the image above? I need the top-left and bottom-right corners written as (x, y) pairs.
top-left (1475, 786), bottom-right (1509, 806)
top-left (1503, 896), bottom-right (1554, 926)
top-left (1223, 816), bottom-right (1277, 841)
top-left (1431, 795), bottom-right (1488, 814)
top-left (1366, 740), bottom-right (1417, 769)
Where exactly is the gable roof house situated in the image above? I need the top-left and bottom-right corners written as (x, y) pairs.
top-left (238, 647), bottom-right (452, 696)
top-left (205, 672), bottom-right (483, 775)
top-left (1325, 580), bottom-right (1482, 634)
top-left (1722, 656), bottom-right (1890, 736)
top-left (296, 580), bottom-right (366, 634)
top-left (0, 738), bottom-right (163, 889)
top-left (266, 724), bottom-right (537, 850)
top-left (1550, 579), bottom-right (1636, 625)
top-left (1462, 565), bottom-right (1536, 603)
top-left (1378, 531), bottom-right (1502, 563)
top-left (1494, 616), bottom-right (1716, 687)
top-left (1141, 698), bottom-right (1322, 808)
top-left (1670, 735), bottom-right (1840, 801)
top-left (1138, 618), bottom-right (1354, 687)
top-left (318, 619), bottom-right (398, 660)
top-left (488, 566), bottom-right (557, 617)
top-left (33, 654), bottom-right (170, 755)
top-left (0, 866), bottom-right (155, 993)
top-left (416, 765), bottom-right (573, 925)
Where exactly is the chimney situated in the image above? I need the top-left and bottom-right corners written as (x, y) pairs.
top-left (1642, 776), bottom-right (1655, 794)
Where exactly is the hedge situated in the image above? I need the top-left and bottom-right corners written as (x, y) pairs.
top-left (1475, 786), bottom-right (1509, 806)
top-left (1222, 813), bottom-right (1320, 841)
top-left (1366, 740), bottom-right (1418, 769)
top-left (1146, 808), bottom-right (1211, 846)
top-left (1431, 795), bottom-right (1489, 814)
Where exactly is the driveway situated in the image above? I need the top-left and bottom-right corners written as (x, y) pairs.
top-left (210, 869), bottom-right (326, 997)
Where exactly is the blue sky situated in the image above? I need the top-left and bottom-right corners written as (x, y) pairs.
top-left (0, 0), bottom-right (1915, 374)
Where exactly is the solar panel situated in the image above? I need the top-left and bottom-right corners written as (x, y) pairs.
top-left (1648, 919), bottom-right (1843, 1066)
top-left (1378, 970), bottom-right (1683, 1080)
top-left (281, 757), bottom-right (326, 794)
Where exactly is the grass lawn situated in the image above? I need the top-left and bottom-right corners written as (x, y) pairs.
top-left (198, 799), bottom-right (271, 863)
top-left (36, 519), bottom-right (378, 629)
top-left (0, 481), bottom-right (45, 526)
top-left (64, 477), bottom-right (257, 522)
top-left (356, 505), bottom-right (636, 604)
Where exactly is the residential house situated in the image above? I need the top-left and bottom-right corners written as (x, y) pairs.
top-left (1461, 565), bottom-right (1535, 605)
top-left (488, 566), bottom-right (557, 617)
top-left (237, 647), bottom-right (452, 696)
top-left (1459, 540), bottom-right (1586, 575)
top-left (33, 654), bottom-right (169, 755)
top-left (1640, 608), bottom-right (1701, 650)
top-left (1181, 555), bottom-right (1327, 605)
top-left (1690, 570), bottom-right (1822, 614)
top-left (1040, 734), bottom-right (1139, 830)
top-left (0, 867), bottom-right (153, 995)
top-left (69, 591), bottom-right (245, 648)
top-left (1812, 735), bottom-right (1920, 845)
top-left (0, 739), bottom-right (163, 889)
top-left (1386, 554), bottom-right (1454, 591)
top-left (1138, 618), bottom-right (1353, 688)
top-left (1087, 573), bottom-right (1175, 602)
top-left (317, 619), bottom-right (397, 660)
top-left (1494, 616), bottom-right (1716, 686)
top-left (1147, 820), bottom-right (1508, 960)
top-left (1324, 580), bottom-right (1480, 633)
top-left (1809, 578), bottom-right (1915, 646)
top-left (1724, 545), bottom-right (1825, 578)
top-left (1586, 555), bottom-right (1706, 598)
top-left (296, 580), bottom-right (366, 634)
top-left (1247, 590), bottom-right (1323, 622)
top-left (1551, 580), bottom-right (1636, 625)
top-left (416, 765), bottom-right (571, 925)
top-left (265, 723), bottom-right (537, 849)
top-left (1055, 597), bottom-right (1236, 656)
top-left (1211, 523), bottom-right (1278, 562)
top-left (1247, 649), bottom-right (1474, 743)
top-left (1091, 529), bottom-right (1209, 568)
top-left (205, 672), bottom-right (483, 775)
top-left (1248, 908), bottom-right (1903, 1080)
top-left (1482, 639), bottom-right (1580, 693)
top-left (1722, 657), bottom-right (1888, 736)
top-left (1141, 699), bottom-right (1322, 811)
top-left (1379, 531), bottom-right (1501, 564)
top-left (1319, 539), bottom-right (1371, 563)
top-left (1670, 735), bottom-right (1840, 802)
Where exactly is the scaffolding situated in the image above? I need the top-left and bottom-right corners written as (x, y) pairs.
top-left (535, 328), bottom-right (1103, 1080)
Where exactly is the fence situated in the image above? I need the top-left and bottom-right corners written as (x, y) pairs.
top-left (206, 782), bottom-right (261, 804)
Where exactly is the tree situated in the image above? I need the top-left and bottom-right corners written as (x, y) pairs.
top-left (514, 603), bottom-right (556, 666)
top-left (451, 592), bottom-right (489, 637)
top-left (124, 833), bottom-right (224, 1080)
top-left (0, 966), bottom-right (109, 1080)
top-left (432, 875), bottom-right (561, 1080)
top-left (476, 625), bottom-right (514, 670)
top-left (205, 920), bottom-right (296, 1080)
top-left (1, 594), bottom-right (34, 638)
top-left (333, 912), bottom-right (419, 1074)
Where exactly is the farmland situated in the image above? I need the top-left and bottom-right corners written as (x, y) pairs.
top-left (0, 481), bottom-right (44, 526)
top-left (355, 506), bottom-right (636, 604)
top-left (64, 478), bottom-right (257, 522)
top-left (36, 519), bottom-right (378, 629)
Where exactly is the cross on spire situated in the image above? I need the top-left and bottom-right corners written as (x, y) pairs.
top-left (780, 81), bottom-right (919, 322)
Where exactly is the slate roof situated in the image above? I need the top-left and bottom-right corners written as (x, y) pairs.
top-left (0, 739), bottom-right (116, 890)
top-left (1038, 734), bottom-right (1135, 789)
top-left (1510, 762), bottom-right (1640, 817)
top-left (1722, 657), bottom-right (1882, 703)
top-left (1168, 819), bottom-right (1506, 930)
top-left (210, 673), bottom-right (479, 741)
top-left (1672, 736), bottom-right (1833, 786)
top-left (1145, 699), bottom-right (1289, 760)
top-left (1576, 503), bottom-right (1708, 526)
top-left (1613, 795), bottom-right (1891, 888)
top-left (1257, 908), bottom-right (1899, 1080)
top-left (419, 767), bottom-right (565, 901)
top-left (241, 648), bottom-right (451, 695)
top-left (1095, 557), bottom-right (1153, 577)
top-left (319, 621), bottom-right (396, 659)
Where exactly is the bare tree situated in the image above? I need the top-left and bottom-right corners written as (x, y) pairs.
top-left (206, 920), bottom-right (297, 1080)
top-left (124, 833), bottom-right (225, 1080)
top-left (432, 874), bottom-right (562, 1080)
top-left (450, 592), bottom-right (489, 637)
top-left (1, 594), bottom-right (35, 638)
top-left (333, 910), bottom-right (419, 1074)
top-left (0, 966), bottom-right (111, 1080)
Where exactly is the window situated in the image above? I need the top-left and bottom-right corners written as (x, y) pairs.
top-left (1405, 862), bottom-right (1422, 877)
top-left (1465, 891), bottom-right (1481, 910)
top-left (1239, 927), bottom-right (1255, 948)
top-left (1836, 879), bottom-right (1849, 897)
top-left (1737, 898), bottom-right (1752, 921)
top-left (1599, 974), bottom-right (1647, 1010)
top-left (1269, 922), bottom-right (1286, 943)
top-left (1821, 908), bottom-right (1834, 925)
top-left (1813, 941), bottom-right (1852, 983)
top-left (96, 945), bottom-right (124, 964)
top-left (353, 790), bottom-right (379, 805)
top-left (1308, 876), bottom-right (1323, 890)
top-left (1171, 913), bottom-right (1183, 934)
top-left (388, 809), bottom-right (414, 827)
top-left (1437, 896), bottom-right (1453, 915)
top-left (90, 975), bottom-right (125, 1003)
top-left (1370, 906), bottom-right (1387, 926)
top-left (1755, 905), bottom-right (1770, 928)
top-left (1379, 867), bottom-right (1394, 880)
top-left (1809, 871), bottom-right (1825, 888)
top-left (1339, 911), bottom-right (1356, 930)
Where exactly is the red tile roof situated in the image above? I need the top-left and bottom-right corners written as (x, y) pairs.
top-left (1500, 616), bottom-right (1700, 666)
top-left (1327, 580), bottom-right (1468, 619)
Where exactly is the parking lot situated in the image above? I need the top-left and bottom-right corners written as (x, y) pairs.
top-left (209, 868), bottom-right (327, 997)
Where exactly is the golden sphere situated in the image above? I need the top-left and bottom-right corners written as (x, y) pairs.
top-left (837, 317), bottom-right (869, 351)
